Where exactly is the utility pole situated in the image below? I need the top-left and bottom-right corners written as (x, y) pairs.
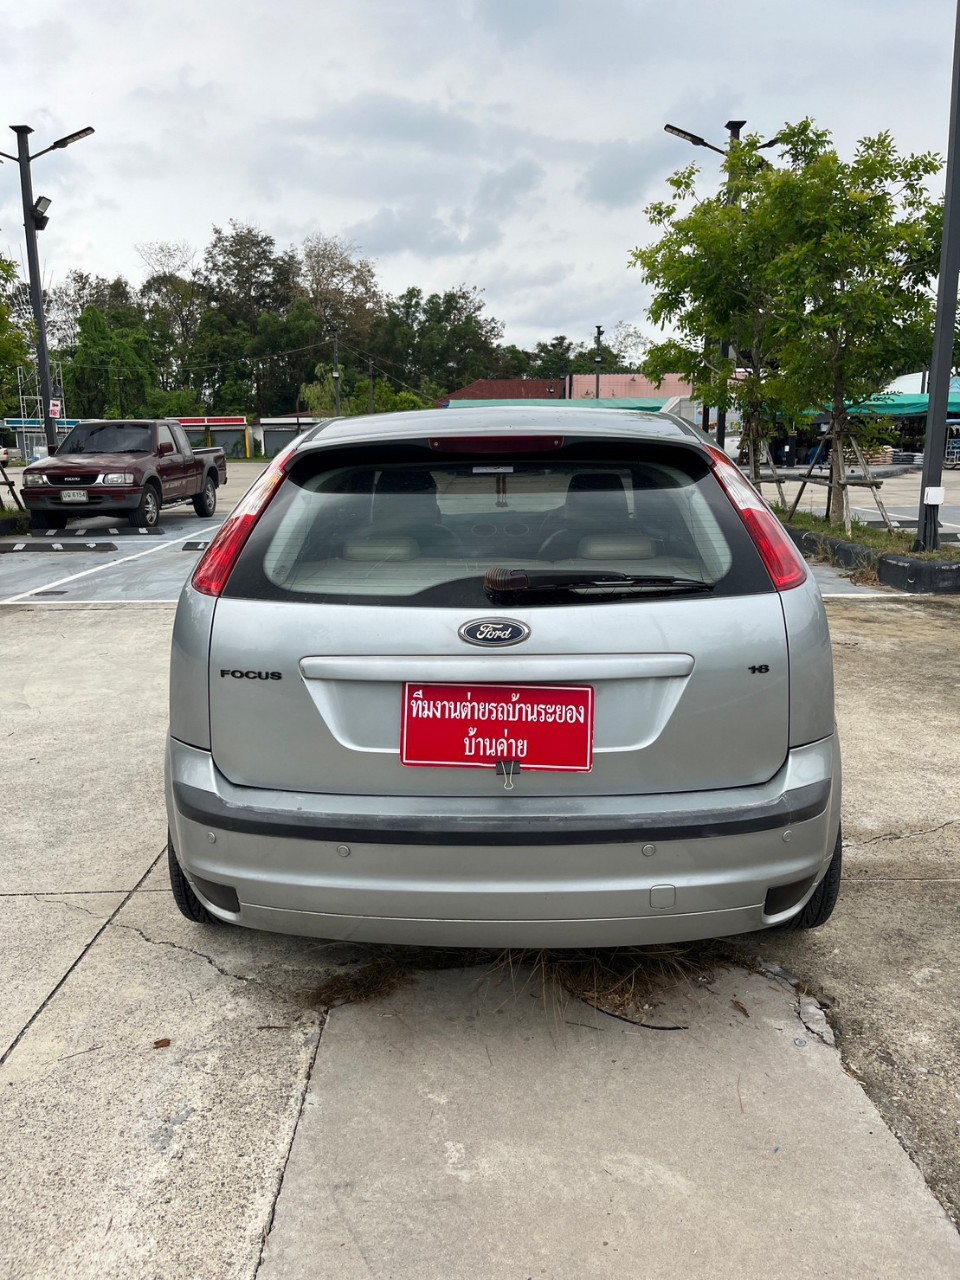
top-left (368, 357), bottom-right (375, 414)
top-left (916, 0), bottom-right (960, 551)
top-left (332, 330), bottom-right (341, 415)
top-left (594, 325), bottom-right (604, 400)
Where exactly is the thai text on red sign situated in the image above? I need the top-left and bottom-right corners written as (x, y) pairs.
top-left (401, 683), bottom-right (594, 772)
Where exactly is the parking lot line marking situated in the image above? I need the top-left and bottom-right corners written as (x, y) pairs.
top-left (0, 523), bottom-right (219, 604)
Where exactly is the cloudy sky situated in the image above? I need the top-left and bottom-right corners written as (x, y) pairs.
top-left (3, 0), bottom-right (958, 349)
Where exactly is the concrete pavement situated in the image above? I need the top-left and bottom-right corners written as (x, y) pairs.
top-left (259, 966), bottom-right (960, 1280)
top-left (1, 598), bottom-right (959, 1278)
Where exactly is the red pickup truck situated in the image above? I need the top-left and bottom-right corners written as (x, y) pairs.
top-left (21, 419), bottom-right (228, 531)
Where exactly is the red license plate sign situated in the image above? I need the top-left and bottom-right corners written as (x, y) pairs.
top-left (401, 683), bottom-right (594, 772)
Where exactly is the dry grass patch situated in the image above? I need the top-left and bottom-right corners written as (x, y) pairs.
top-left (311, 940), bottom-right (724, 1027)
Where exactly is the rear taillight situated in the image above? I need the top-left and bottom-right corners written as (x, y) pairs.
top-left (706, 446), bottom-right (807, 591)
top-left (191, 453), bottom-right (292, 597)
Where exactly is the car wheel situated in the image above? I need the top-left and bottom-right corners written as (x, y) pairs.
top-left (192, 476), bottom-right (217, 518)
top-left (129, 483), bottom-right (160, 528)
top-left (167, 836), bottom-right (218, 925)
top-left (777, 825), bottom-right (842, 931)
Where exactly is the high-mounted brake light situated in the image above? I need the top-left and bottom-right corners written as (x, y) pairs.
top-left (429, 435), bottom-right (564, 454)
top-left (706, 446), bottom-right (807, 591)
top-left (191, 451), bottom-right (293, 597)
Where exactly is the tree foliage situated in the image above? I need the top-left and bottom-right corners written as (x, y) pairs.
top-left (31, 222), bottom-right (643, 421)
top-left (0, 257), bottom-right (29, 416)
top-left (633, 121), bottom-right (942, 517)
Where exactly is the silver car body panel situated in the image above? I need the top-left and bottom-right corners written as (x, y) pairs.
top-left (165, 734), bottom-right (840, 947)
top-left (207, 595), bottom-right (790, 798)
top-left (169, 588), bottom-right (217, 749)
top-left (778, 576), bottom-right (836, 746)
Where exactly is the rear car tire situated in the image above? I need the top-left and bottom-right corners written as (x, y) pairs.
top-left (129, 483), bottom-right (161, 529)
top-left (776, 825), bottom-right (842, 931)
top-left (167, 836), bottom-right (218, 925)
top-left (192, 475), bottom-right (217, 518)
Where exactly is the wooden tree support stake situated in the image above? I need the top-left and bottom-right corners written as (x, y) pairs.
top-left (785, 428), bottom-right (894, 533)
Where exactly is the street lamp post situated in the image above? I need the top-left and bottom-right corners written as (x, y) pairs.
top-left (0, 124), bottom-right (94, 453)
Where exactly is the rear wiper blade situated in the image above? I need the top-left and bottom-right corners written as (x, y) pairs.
top-left (483, 567), bottom-right (714, 598)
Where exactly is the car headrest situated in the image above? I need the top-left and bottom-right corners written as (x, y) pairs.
top-left (373, 469), bottom-right (441, 524)
top-left (374, 470), bottom-right (438, 497)
top-left (565, 472), bottom-right (629, 521)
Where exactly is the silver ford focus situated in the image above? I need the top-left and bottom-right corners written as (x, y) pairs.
top-left (165, 407), bottom-right (841, 947)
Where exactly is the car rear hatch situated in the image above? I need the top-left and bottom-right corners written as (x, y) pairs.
top-left (203, 432), bottom-right (797, 799)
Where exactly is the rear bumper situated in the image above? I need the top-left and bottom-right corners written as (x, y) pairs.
top-left (165, 735), bottom-right (841, 947)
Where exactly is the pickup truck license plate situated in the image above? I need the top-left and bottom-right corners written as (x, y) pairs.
top-left (401, 683), bottom-right (594, 771)
top-left (60, 490), bottom-right (88, 502)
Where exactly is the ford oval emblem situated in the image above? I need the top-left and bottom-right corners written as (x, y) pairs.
top-left (459, 618), bottom-right (531, 647)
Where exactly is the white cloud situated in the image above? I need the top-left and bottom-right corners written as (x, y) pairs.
top-left (1, 0), bottom-right (955, 348)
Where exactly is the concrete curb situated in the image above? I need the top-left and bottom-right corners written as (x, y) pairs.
top-left (784, 525), bottom-right (960, 593)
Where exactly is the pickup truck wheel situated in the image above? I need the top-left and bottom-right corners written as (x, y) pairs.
top-left (129, 483), bottom-right (160, 528)
top-left (167, 837), bottom-right (218, 925)
top-left (192, 476), bottom-right (217, 518)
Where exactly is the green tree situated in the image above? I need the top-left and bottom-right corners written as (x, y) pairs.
top-left (0, 258), bottom-right (29, 416)
top-left (488, 343), bottom-right (532, 378)
top-left (368, 285), bottom-right (504, 396)
top-left (192, 222), bottom-right (314, 416)
top-left (632, 121), bottom-right (942, 520)
top-left (46, 269), bottom-right (144, 356)
top-left (62, 306), bottom-right (157, 418)
top-left (136, 243), bottom-right (206, 394)
top-left (761, 123), bottom-right (940, 519)
top-left (201, 221), bottom-right (299, 326)
top-left (343, 377), bottom-right (427, 415)
top-left (635, 141), bottom-right (793, 479)
top-left (525, 334), bottom-right (621, 379)
top-left (300, 363), bottom-right (340, 417)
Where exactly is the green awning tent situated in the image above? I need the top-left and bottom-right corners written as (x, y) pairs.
top-left (846, 393), bottom-right (960, 418)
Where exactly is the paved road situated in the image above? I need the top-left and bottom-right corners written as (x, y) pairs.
top-left (2, 598), bottom-right (958, 1278)
top-left (0, 463), bottom-right (264, 604)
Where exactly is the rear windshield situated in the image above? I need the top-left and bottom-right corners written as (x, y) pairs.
top-left (58, 423), bottom-right (154, 454)
top-left (226, 440), bottom-right (773, 606)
